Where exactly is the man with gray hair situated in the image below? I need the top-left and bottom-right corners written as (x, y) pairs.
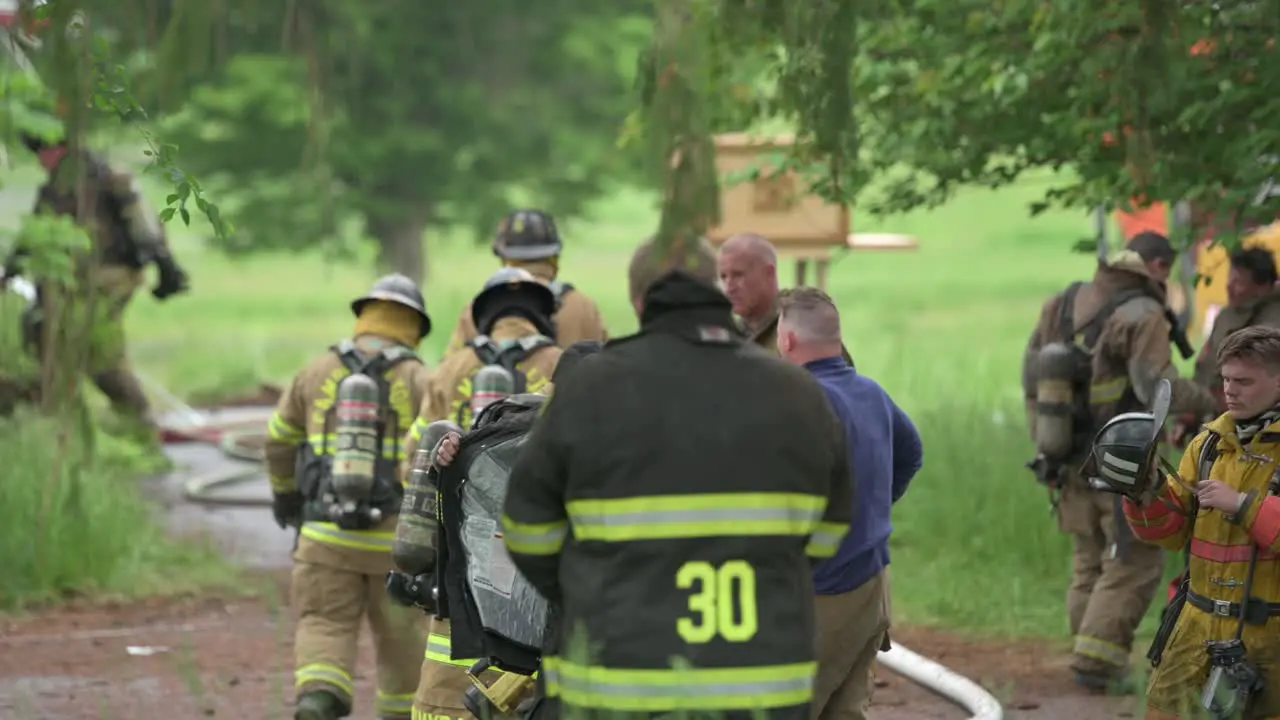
top-left (719, 232), bottom-right (854, 363)
top-left (776, 287), bottom-right (923, 720)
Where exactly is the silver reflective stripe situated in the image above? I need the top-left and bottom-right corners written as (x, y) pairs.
top-left (1103, 452), bottom-right (1139, 472)
top-left (1099, 464), bottom-right (1136, 486)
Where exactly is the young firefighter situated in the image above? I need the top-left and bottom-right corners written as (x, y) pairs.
top-left (264, 274), bottom-right (433, 720)
top-left (1124, 325), bottom-right (1280, 719)
top-left (499, 236), bottom-right (854, 719)
top-left (404, 267), bottom-right (562, 720)
top-left (443, 209), bottom-right (608, 354)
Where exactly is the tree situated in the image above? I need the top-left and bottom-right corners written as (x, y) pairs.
top-left (153, 1), bottom-right (653, 281)
top-left (699, 0), bottom-right (1280, 244)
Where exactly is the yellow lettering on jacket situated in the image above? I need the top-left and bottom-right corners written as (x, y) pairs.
top-left (676, 560), bottom-right (759, 644)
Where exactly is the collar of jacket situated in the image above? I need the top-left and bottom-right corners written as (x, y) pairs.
top-left (1207, 410), bottom-right (1280, 450)
top-left (1092, 263), bottom-right (1167, 304)
top-left (739, 304), bottom-right (779, 342)
top-left (803, 356), bottom-right (850, 375)
top-left (1232, 289), bottom-right (1280, 316)
top-left (640, 271), bottom-right (738, 340)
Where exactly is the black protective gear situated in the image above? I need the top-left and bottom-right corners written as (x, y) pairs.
top-left (1087, 413), bottom-right (1164, 498)
top-left (273, 491), bottom-right (305, 530)
top-left (492, 209), bottom-right (562, 262)
top-left (350, 273), bottom-right (432, 338)
top-left (471, 267), bottom-right (557, 338)
top-left (151, 256), bottom-right (190, 301)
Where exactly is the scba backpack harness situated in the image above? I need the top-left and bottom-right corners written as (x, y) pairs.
top-left (298, 339), bottom-right (420, 530)
top-left (455, 334), bottom-right (555, 427)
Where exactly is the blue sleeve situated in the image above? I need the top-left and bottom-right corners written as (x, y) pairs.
top-left (890, 400), bottom-right (923, 503)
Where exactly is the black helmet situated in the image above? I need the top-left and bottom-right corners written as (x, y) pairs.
top-left (351, 273), bottom-right (432, 338)
top-left (1088, 412), bottom-right (1159, 495)
top-left (492, 209), bottom-right (562, 261)
top-left (471, 267), bottom-right (557, 337)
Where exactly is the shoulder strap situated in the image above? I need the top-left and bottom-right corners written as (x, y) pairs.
top-left (1182, 430), bottom-right (1222, 570)
top-left (548, 280), bottom-right (574, 309)
top-left (470, 335), bottom-right (502, 366)
top-left (1077, 288), bottom-right (1152, 349)
top-left (330, 340), bottom-right (419, 443)
top-left (1057, 282), bottom-right (1084, 341)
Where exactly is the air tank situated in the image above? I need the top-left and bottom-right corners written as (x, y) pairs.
top-left (331, 373), bottom-right (383, 523)
top-left (470, 365), bottom-right (514, 427)
top-left (393, 419), bottom-right (464, 575)
top-left (1034, 342), bottom-right (1079, 461)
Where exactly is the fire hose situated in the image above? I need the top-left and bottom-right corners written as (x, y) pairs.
top-left (169, 427), bottom-right (1004, 719)
top-left (177, 428), bottom-right (274, 507)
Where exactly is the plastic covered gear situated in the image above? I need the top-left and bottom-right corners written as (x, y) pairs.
top-left (492, 210), bottom-right (562, 261)
top-left (470, 268), bottom-right (557, 338)
top-left (351, 273), bottom-right (432, 339)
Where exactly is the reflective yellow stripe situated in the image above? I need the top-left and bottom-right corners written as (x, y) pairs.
top-left (501, 515), bottom-right (568, 555)
top-left (425, 632), bottom-right (477, 667)
top-left (805, 521), bottom-right (849, 559)
top-left (1090, 377), bottom-right (1128, 405)
top-left (269, 475), bottom-right (297, 493)
top-left (300, 522), bottom-right (395, 552)
top-left (308, 433), bottom-right (403, 460)
top-left (269, 413), bottom-right (305, 443)
top-left (566, 493), bottom-right (828, 542)
top-left (376, 690), bottom-right (416, 715)
top-left (296, 662), bottom-right (355, 698)
top-left (1072, 635), bottom-right (1129, 667)
top-left (542, 657), bottom-right (815, 711)
top-left (407, 418), bottom-right (428, 446)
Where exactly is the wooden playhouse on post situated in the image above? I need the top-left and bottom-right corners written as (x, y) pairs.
top-left (705, 132), bottom-right (917, 290)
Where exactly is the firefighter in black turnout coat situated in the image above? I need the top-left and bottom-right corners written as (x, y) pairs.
top-left (500, 237), bottom-right (855, 719)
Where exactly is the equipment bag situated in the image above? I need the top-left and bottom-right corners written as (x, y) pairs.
top-left (436, 393), bottom-right (551, 676)
top-left (297, 340), bottom-right (419, 520)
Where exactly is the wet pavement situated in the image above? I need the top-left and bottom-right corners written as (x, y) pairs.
top-left (148, 405), bottom-right (293, 570)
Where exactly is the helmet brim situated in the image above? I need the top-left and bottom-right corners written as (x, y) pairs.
top-left (493, 243), bottom-right (563, 262)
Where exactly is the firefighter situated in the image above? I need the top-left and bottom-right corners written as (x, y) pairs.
top-left (443, 209), bottom-right (608, 354)
top-left (264, 273), bottom-right (433, 720)
top-left (1124, 325), bottom-right (1280, 719)
top-left (499, 235), bottom-right (855, 719)
top-left (717, 232), bottom-right (853, 364)
top-left (1022, 232), bottom-right (1220, 691)
top-left (1190, 248), bottom-right (1280, 416)
top-left (3, 133), bottom-right (189, 436)
top-left (404, 266), bottom-right (562, 720)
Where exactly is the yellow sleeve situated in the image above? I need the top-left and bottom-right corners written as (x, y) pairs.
top-left (264, 373), bottom-right (308, 494)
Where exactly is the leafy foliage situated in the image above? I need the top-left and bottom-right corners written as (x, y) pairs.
top-left (704, 0), bottom-right (1280, 244)
top-left (155, 1), bottom-right (654, 274)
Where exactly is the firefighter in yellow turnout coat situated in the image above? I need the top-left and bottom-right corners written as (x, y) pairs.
top-left (1125, 326), bottom-right (1280, 719)
top-left (444, 209), bottom-right (608, 354)
top-left (265, 274), bottom-right (433, 720)
top-left (402, 268), bottom-right (562, 720)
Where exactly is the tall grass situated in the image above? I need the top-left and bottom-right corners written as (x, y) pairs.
top-left (0, 406), bottom-right (236, 608)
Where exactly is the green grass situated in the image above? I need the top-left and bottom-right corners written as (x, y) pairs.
top-left (0, 153), bottom-right (1182, 646)
top-left (0, 406), bottom-right (239, 609)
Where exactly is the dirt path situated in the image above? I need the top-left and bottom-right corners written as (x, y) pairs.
top-left (0, 412), bottom-right (1141, 719)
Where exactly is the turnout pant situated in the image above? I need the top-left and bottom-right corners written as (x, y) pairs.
top-left (292, 538), bottom-right (425, 719)
top-left (811, 571), bottom-right (891, 720)
top-left (1059, 479), bottom-right (1164, 677)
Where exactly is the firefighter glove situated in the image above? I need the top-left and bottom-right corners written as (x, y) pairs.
top-left (272, 491), bottom-right (304, 530)
top-left (151, 257), bottom-right (189, 301)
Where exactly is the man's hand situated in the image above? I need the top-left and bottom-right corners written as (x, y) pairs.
top-left (433, 432), bottom-right (462, 468)
top-left (152, 257), bottom-right (190, 301)
top-left (272, 491), bottom-right (305, 529)
top-left (1196, 480), bottom-right (1246, 514)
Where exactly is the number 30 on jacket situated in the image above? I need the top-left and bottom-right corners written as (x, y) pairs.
top-left (676, 560), bottom-right (759, 643)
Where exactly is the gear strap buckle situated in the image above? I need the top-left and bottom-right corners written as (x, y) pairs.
top-left (1214, 599), bottom-right (1233, 617)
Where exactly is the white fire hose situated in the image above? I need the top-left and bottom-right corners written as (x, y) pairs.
top-left (877, 643), bottom-right (1004, 720)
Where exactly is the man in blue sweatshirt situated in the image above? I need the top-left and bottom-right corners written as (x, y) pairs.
top-left (775, 287), bottom-right (924, 720)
